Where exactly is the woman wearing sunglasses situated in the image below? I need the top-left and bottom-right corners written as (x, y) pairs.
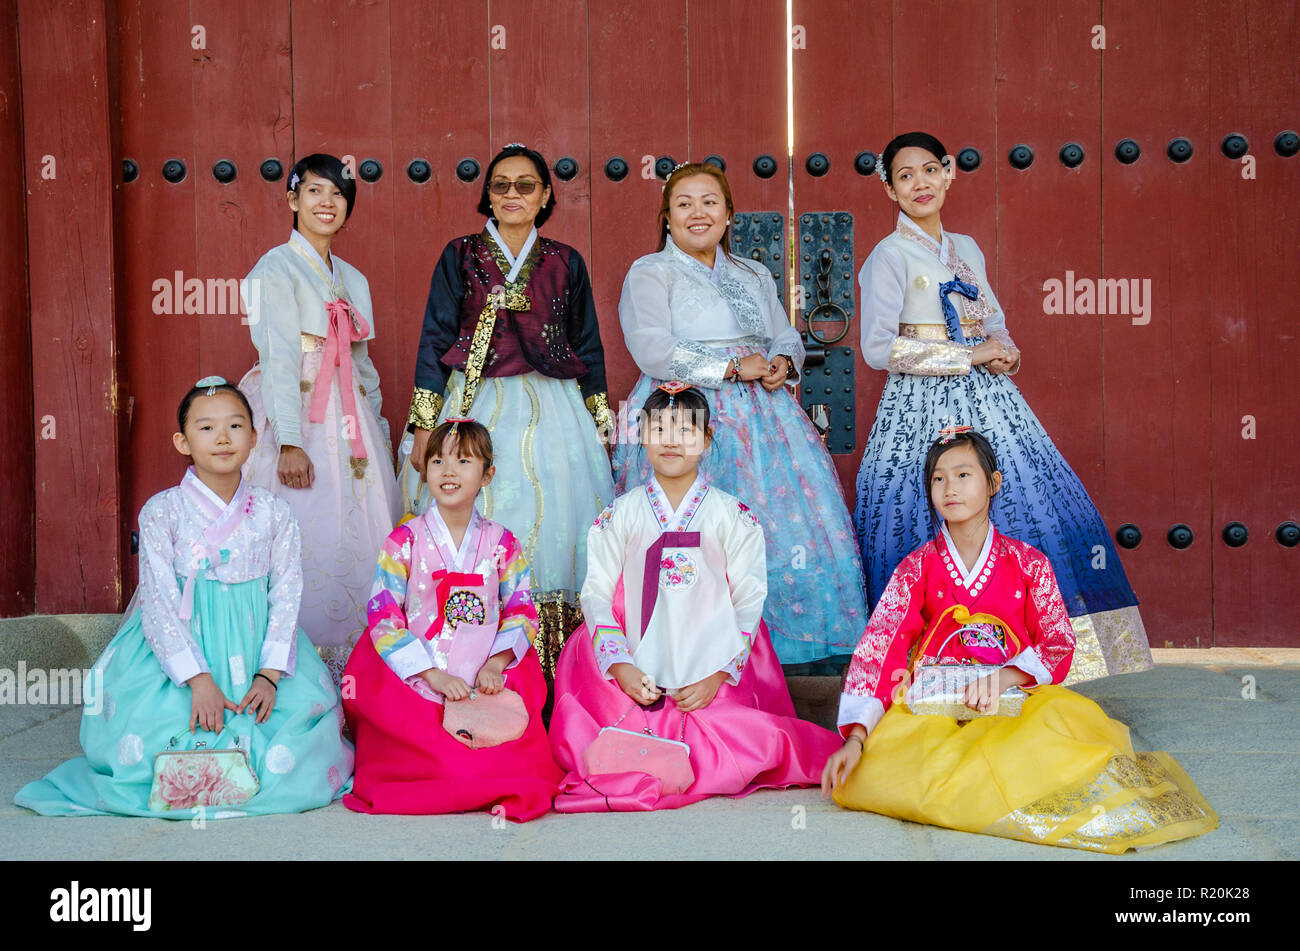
top-left (402, 143), bottom-right (614, 675)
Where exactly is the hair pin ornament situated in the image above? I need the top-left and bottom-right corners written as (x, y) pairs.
top-left (938, 424), bottom-right (973, 444)
top-left (195, 375), bottom-right (227, 396)
top-left (656, 380), bottom-right (691, 406)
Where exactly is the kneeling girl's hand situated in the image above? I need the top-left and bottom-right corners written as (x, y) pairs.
top-left (670, 670), bottom-right (728, 712)
top-left (611, 662), bottom-right (661, 706)
top-left (820, 730), bottom-right (866, 797)
top-left (422, 668), bottom-right (473, 701)
top-left (187, 672), bottom-right (238, 733)
top-left (475, 650), bottom-right (513, 695)
top-left (237, 669), bottom-right (280, 724)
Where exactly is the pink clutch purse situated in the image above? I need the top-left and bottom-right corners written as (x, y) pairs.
top-left (581, 707), bottom-right (694, 795)
top-left (442, 688), bottom-right (529, 749)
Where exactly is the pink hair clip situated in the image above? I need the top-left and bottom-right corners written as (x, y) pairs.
top-left (656, 380), bottom-right (691, 406)
top-left (938, 424), bottom-right (973, 444)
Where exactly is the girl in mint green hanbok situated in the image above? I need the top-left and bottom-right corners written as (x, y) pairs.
top-left (14, 379), bottom-right (353, 819)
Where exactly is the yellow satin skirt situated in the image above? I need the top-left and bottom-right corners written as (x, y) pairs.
top-left (833, 686), bottom-right (1218, 853)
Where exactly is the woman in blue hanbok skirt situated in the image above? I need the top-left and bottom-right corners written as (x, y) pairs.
top-left (853, 132), bottom-right (1151, 681)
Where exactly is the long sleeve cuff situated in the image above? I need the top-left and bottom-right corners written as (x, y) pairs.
top-left (257, 636), bottom-right (296, 678)
top-left (407, 387), bottom-right (444, 431)
top-left (720, 637), bottom-right (753, 686)
top-left (488, 626), bottom-right (530, 668)
top-left (667, 340), bottom-right (731, 389)
top-left (837, 692), bottom-right (885, 738)
top-left (385, 636), bottom-right (439, 680)
top-left (1005, 646), bottom-right (1052, 686)
top-left (163, 647), bottom-right (210, 689)
top-left (885, 336), bottom-right (973, 375)
top-left (593, 625), bottom-right (634, 678)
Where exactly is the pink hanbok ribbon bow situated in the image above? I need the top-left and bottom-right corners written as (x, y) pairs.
top-left (309, 298), bottom-right (373, 460)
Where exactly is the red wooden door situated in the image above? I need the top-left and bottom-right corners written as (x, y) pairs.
top-left (100, 0), bottom-right (1296, 650)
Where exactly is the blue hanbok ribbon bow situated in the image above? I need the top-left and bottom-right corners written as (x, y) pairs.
top-left (938, 277), bottom-right (980, 344)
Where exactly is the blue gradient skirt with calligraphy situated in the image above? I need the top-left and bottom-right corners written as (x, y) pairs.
top-left (613, 361), bottom-right (869, 667)
top-left (854, 367), bottom-right (1153, 681)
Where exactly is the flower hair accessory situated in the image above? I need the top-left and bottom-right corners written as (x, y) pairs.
top-left (938, 424), bottom-right (973, 444)
top-left (876, 153), bottom-right (889, 185)
top-left (195, 375), bottom-right (228, 396)
top-left (656, 380), bottom-right (691, 406)
top-left (288, 172), bottom-right (301, 190)
top-left (503, 142), bottom-right (526, 149)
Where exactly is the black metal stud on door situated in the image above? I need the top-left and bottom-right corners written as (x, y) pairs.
top-left (1008, 144), bottom-right (1034, 169)
top-left (1274, 131), bottom-right (1299, 157)
top-left (212, 159), bottom-right (236, 183)
top-left (752, 154), bottom-right (778, 178)
top-left (1115, 524), bottom-right (1142, 549)
top-left (1276, 521), bottom-right (1300, 547)
top-left (260, 158), bottom-right (283, 182)
top-left (1166, 137), bottom-right (1194, 163)
top-left (456, 158), bottom-right (480, 182)
top-left (1059, 143), bottom-right (1085, 168)
top-left (805, 152), bottom-right (830, 176)
top-left (956, 148), bottom-right (980, 172)
top-left (1222, 522), bottom-right (1249, 547)
top-left (162, 159), bottom-right (187, 183)
top-left (407, 159), bottom-right (431, 183)
top-left (358, 159), bottom-right (382, 182)
top-left (553, 156), bottom-right (578, 181)
top-left (654, 156), bottom-right (676, 179)
top-left (1220, 134), bottom-right (1249, 159)
top-left (854, 151), bottom-right (877, 176)
top-left (703, 154), bottom-right (726, 171)
top-left (122, 159), bottom-right (139, 183)
top-left (1114, 138), bottom-right (1141, 164)
top-left (604, 156), bottom-right (628, 181)
top-left (1167, 524), bottom-right (1194, 549)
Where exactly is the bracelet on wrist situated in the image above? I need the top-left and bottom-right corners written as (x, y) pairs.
top-left (846, 734), bottom-right (864, 749)
top-left (254, 672), bottom-right (278, 691)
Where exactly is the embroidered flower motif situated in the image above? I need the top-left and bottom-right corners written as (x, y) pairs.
top-left (735, 500), bottom-right (760, 528)
top-left (591, 505), bottom-right (615, 532)
top-left (445, 590), bottom-right (487, 630)
top-left (658, 551), bottom-right (698, 590)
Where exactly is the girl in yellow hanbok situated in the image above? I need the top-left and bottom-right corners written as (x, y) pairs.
top-left (823, 428), bottom-right (1217, 853)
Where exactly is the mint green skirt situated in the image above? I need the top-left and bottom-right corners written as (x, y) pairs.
top-left (14, 574), bottom-right (354, 818)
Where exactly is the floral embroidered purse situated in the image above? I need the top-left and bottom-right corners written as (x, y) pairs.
top-left (582, 704), bottom-right (694, 795)
top-left (147, 726), bottom-right (260, 812)
top-left (904, 604), bottom-right (1030, 720)
top-left (442, 688), bottom-right (529, 749)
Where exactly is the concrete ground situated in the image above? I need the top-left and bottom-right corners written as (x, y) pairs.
top-left (1, 626), bottom-right (1296, 859)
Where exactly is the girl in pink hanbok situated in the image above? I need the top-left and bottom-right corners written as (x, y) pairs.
top-left (342, 419), bottom-right (560, 821)
top-left (239, 153), bottom-right (401, 685)
top-left (550, 384), bottom-right (841, 812)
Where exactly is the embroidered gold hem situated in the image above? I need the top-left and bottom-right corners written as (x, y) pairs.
top-left (301, 332), bottom-right (327, 352)
top-left (983, 752), bottom-right (1219, 853)
top-left (407, 387), bottom-right (444, 430)
top-left (1062, 605), bottom-right (1153, 685)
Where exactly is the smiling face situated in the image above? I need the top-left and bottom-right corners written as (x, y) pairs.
top-left (641, 407), bottom-right (711, 483)
top-left (665, 173), bottom-right (731, 266)
top-left (487, 155), bottom-right (551, 230)
top-left (288, 171), bottom-right (348, 242)
top-left (886, 146), bottom-right (951, 224)
top-left (425, 432), bottom-right (495, 513)
top-left (174, 391), bottom-right (257, 478)
top-left (928, 442), bottom-right (1001, 528)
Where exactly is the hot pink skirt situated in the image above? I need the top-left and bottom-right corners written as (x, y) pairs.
top-left (342, 636), bottom-right (561, 822)
top-left (549, 613), bottom-right (842, 813)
